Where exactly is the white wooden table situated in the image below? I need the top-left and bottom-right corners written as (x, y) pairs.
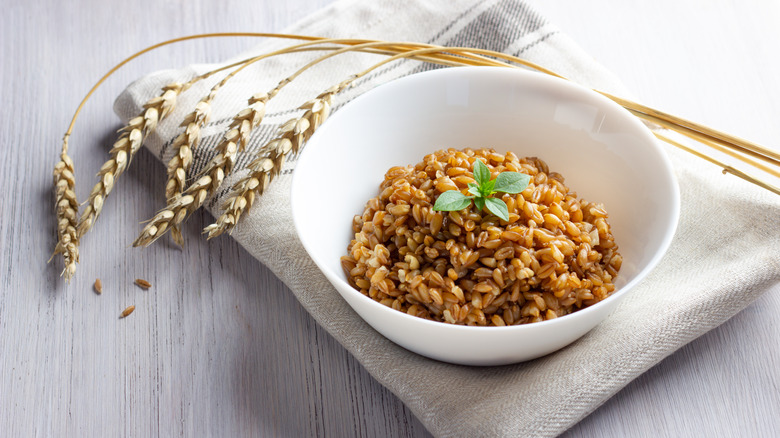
top-left (2, 0), bottom-right (778, 436)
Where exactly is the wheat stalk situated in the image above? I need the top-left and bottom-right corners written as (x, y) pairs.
top-left (132, 92), bottom-right (269, 247)
top-left (148, 40), bottom-right (411, 246)
top-left (52, 51), bottom-right (260, 277)
top-left (204, 80), bottom-right (350, 238)
top-left (50, 141), bottom-right (79, 281)
top-left (77, 82), bottom-right (189, 240)
top-left (162, 41), bottom-right (371, 204)
top-left (160, 42), bottom-right (320, 245)
top-left (133, 41), bottom-right (414, 246)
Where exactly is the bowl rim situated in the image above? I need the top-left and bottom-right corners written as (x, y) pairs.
top-left (291, 66), bottom-right (680, 333)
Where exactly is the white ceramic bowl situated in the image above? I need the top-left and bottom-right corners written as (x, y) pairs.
top-left (291, 67), bottom-right (679, 366)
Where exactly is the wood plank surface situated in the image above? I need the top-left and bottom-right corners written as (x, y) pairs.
top-left (1, 0), bottom-right (777, 437)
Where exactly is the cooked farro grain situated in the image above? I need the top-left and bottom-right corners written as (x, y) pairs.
top-left (341, 148), bottom-right (621, 326)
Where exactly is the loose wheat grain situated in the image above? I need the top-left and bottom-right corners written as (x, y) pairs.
top-left (120, 305), bottom-right (135, 318)
top-left (134, 279), bottom-right (152, 289)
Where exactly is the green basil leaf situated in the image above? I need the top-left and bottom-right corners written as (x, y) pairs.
top-left (484, 197), bottom-right (509, 221)
top-left (473, 196), bottom-right (486, 212)
top-left (467, 183), bottom-right (481, 197)
top-left (472, 159), bottom-right (491, 186)
top-left (493, 171), bottom-right (531, 194)
top-left (433, 190), bottom-right (473, 211)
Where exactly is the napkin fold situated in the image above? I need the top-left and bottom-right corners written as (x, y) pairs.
top-left (115, 0), bottom-right (780, 436)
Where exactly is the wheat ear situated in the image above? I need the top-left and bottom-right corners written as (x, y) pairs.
top-left (77, 82), bottom-right (188, 240)
top-left (50, 139), bottom-right (80, 281)
top-left (132, 92), bottom-right (268, 247)
top-left (204, 80), bottom-right (350, 238)
top-left (165, 88), bottom-right (215, 245)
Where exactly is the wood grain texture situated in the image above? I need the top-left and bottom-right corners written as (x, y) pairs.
top-left (1, 0), bottom-right (777, 437)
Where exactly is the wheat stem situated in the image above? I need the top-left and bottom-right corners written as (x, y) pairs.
top-left (603, 93), bottom-right (780, 166)
top-left (622, 106), bottom-right (780, 168)
top-left (675, 132), bottom-right (780, 179)
top-left (655, 132), bottom-right (780, 196)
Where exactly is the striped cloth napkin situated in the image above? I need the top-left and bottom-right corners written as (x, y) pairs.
top-left (114, 0), bottom-right (780, 436)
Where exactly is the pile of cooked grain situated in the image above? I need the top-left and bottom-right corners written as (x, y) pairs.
top-left (341, 148), bottom-right (621, 326)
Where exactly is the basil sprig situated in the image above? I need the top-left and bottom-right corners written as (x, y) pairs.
top-left (432, 159), bottom-right (530, 221)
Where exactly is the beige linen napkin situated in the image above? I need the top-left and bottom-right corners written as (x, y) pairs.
top-left (114, 0), bottom-right (780, 436)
